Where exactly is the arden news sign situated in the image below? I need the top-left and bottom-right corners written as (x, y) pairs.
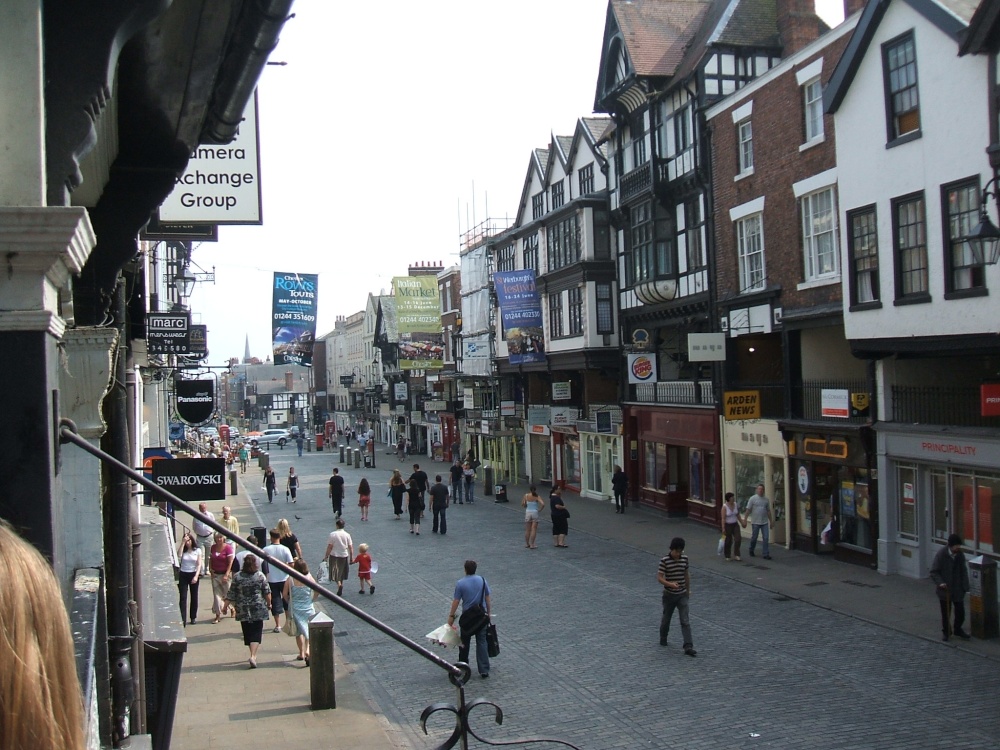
top-left (152, 458), bottom-right (226, 502)
top-left (175, 379), bottom-right (215, 425)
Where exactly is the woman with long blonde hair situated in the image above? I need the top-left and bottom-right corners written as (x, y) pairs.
top-left (0, 523), bottom-right (85, 750)
top-left (276, 517), bottom-right (303, 559)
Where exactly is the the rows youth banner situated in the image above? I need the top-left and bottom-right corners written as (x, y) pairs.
top-left (393, 276), bottom-right (444, 370)
top-left (272, 272), bottom-right (318, 366)
top-left (493, 270), bottom-right (546, 364)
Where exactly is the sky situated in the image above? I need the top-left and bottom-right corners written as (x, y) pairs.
top-left (186, 0), bottom-right (846, 367)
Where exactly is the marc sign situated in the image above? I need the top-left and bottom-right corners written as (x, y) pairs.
top-left (152, 457), bottom-right (225, 502)
top-left (147, 312), bottom-right (190, 354)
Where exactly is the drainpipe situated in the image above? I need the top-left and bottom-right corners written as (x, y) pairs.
top-left (125, 346), bottom-right (146, 735)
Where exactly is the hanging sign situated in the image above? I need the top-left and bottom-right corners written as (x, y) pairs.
top-left (147, 312), bottom-right (190, 354)
top-left (152, 457), bottom-right (226, 502)
top-left (175, 379), bottom-right (215, 425)
top-left (627, 353), bottom-right (657, 384)
top-left (494, 270), bottom-right (546, 363)
top-left (272, 272), bottom-right (318, 366)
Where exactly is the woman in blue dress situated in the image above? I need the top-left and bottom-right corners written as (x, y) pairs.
top-left (282, 558), bottom-right (318, 664)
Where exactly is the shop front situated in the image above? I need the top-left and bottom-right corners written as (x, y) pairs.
top-left (722, 420), bottom-right (786, 548)
top-left (878, 427), bottom-right (1000, 581)
top-left (780, 424), bottom-right (876, 567)
top-left (527, 425), bottom-right (552, 485)
top-left (626, 405), bottom-right (720, 523)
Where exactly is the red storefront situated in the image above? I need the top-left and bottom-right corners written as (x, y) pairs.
top-left (624, 404), bottom-right (720, 525)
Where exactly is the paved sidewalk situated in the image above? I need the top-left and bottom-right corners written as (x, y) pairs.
top-left (170, 444), bottom-right (999, 749)
top-left (170, 456), bottom-right (406, 750)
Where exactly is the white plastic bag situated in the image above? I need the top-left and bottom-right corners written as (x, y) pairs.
top-left (717, 536), bottom-right (725, 556)
top-left (316, 559), bottom-right (328, 584)
top-left (425, 623), bottom-right (462, 648)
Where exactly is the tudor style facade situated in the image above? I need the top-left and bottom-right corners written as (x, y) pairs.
top-left (707, 12), bottom-right (874, 565)
top-left (826, 0), bottom-right (1000, 583)
top-left (594, 0), bottom-right (826, 524)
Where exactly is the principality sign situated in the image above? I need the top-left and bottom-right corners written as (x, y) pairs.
top-left (982, 383), bottom-right (1000, 416)
top-left (724, 390), bottom-right (760, 420)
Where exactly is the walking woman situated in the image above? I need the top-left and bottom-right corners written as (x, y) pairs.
top-left (722, 492), bottom-right (744, 561)
top-left (611, 465), bottom-right (628, 514)
top-left (277, 518), bottom-right (303, 560)
top-left (209, 532), bottom-right (235, 623)
top-left (550, 486), bottom-right (570, 548)
top-left (389, 469), bottom-right (406, 519)
top-left (282, 558), bottom-right (318, 664)
top-left (358, 477), bottom-right (372, 521)
top-left (406, 478), bottom-right (423, 534)
top-left (177, 531), bottom-right (203, 625)
top-left (463, 461), bottom-right (476, 504)
top-left (263, 465), bottom-right (277, 503)
top-left (225, 555), bottom-right (271, 668)
top-left (521, 485), bottom-right (545, 549)
top-left (286, 466), bottom-right (299, 503)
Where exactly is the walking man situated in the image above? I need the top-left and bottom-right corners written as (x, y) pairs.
top-left (296, 432), bottom-right (305, 457)
top-left (429, 474), bottom-right (450, 534)
top-left (449, 458), bottom-right (465, 504)
top-left (409, 463), bottom-right (429, 515)
top-left (328, 467), bottom-right (345, 519)
top-left (192, 502), bottom-right (216, 566)
top-left (744, 484), bottom-right (773, 560)
top-left (657, 537), bottom-right (696, 656)
top-left (447, 560), bottom-right (492, 679)
top-left (323, 518), bottom-right (354, 597)
top-left (262, 528), bottom-right (294, 632)
top-left (930, 533), bottom-right (972, 641)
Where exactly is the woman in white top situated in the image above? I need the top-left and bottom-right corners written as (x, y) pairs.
top-left (721, 492), bottom-right (745, 561)
top-left (177, 532), bottom-right (203, 625)
top-left (521, 485), bottom-right (546, 549)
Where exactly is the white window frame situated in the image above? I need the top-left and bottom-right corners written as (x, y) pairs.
top-left (802, 77), bottom-right (824, 145)
top-left (736, 213), bottom-right (765, 293)
top-left (737, 119), bottom-right (754, 176)
top-left (801, 188), bottom-right (838, 282)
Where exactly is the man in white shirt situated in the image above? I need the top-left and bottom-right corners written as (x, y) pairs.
top-left (323, 518), bottom-right (354, 597)
top-left (192, 502), bottom-right (216, 571)
top-left (262, 528), bottom-right (294, 632)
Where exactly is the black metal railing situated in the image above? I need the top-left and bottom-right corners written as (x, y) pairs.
top-left (891, 385), bottom-right (1000, 428)
top-left (59, 420), bottom-right (581, 750)
top-left (725, 381), bottom-right (871, 423)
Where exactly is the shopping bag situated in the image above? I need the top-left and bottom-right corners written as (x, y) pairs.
top-left (425, 623), bottom-right (462, 648)
top-left (486, 622), bottom-right (500, 657)
top-left (717, 536), bottom-right (725, 556)
top-left (282, 616), bottom-right (298, 637)
top-left (316, 559), bottom-right (328, 584)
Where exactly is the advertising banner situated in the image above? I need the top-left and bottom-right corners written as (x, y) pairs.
top-left (152, 457), bottom-right (226, 502)
top-left (393, 276), bottom-right (443, 369)
top-left (493, 270), bottom-right (545, 364)
top-left (158, 92), bottom-right (262, 224)
top-left (272, 272), bottom-right (318, 366)
top-left (175, 379), bottom-right (215, 425)
top-left (627, 353), bottom-right (658, 384)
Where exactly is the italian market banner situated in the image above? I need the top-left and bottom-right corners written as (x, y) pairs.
top-left (393, 276), bottom-right (443, 369)
top-left (493, 270), bottom-right (545, 364)
top-left (272, 272), bottom-right (318, 366)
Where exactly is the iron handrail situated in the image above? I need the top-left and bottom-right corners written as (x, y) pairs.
top-left (59, 419), bottom-right (581, 750)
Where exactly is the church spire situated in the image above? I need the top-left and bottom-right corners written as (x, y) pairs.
top-left (243, 335), bottom-right (251, 364)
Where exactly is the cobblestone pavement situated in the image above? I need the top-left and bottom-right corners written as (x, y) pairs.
top-left (250, 447), bottom-right (1000, 750)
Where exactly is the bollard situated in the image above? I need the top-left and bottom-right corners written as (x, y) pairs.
top-left (307, 438), bottom-right (313, 453)
top-left (340, 444), bottom-right (345, 464)
top-left (484, 466), bottom-right (494, 496)
top-left (309, 612), bottom-right (336, 709)
top-left (354, 449), bottom-right (361, 469)
top-left (229, 468), bottom-right (238, 496)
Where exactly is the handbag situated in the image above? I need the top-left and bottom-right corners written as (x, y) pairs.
top-left (485, 622), bottom-right (500, 658)
top-left (282, 615), bottom-right (298, 637)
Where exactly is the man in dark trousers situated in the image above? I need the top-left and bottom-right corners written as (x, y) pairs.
top-left (409, 463), bottom-right (429, 502)
top-left (449, 458), bottom-right (465, 504)
top-left (428, 474), bottom-right (450, 534)
top-left (656, 537), bottom-right (696, 656)
top-left (930, 533), bottom-right (971, 641)
top-left (328, 467), bottom-right (345, 519)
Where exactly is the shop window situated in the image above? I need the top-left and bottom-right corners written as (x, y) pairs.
top-left (838, 469), bottom-right (873, 551)
top-left (932, 468), bottom-right (999, 554)
top-left (896, 464), bottom-right (917, 540)
top-left (564, 436), bottom-right (581, 487)
top-left (644, 442), bottom-right (668, 490)
top-left (733, 452), bottom-right (765, 512)
top-left (585, 435), bottom-right (603, 494)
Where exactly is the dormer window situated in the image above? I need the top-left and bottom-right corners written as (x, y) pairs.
top-left (883, 32), bottom-right (920, 144)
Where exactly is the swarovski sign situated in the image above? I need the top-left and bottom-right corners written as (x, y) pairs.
top-left (152, 458), bottom-right (225, 502)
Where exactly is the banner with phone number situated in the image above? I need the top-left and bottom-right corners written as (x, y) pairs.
top-left (271, 272), bottom-right (318, 366)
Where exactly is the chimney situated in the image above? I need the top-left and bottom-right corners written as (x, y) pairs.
top-left (843, 0), bottom-right (865, 18)
top-left (285, 371), bottom-right (294, 390)
top-left (776, 0), bottom-right (826, 56)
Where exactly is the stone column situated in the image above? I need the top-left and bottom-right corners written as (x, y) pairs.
top-left (0, 206), bottom-right (95, 572)
top-left (59, 327), bottom-right (119, 585)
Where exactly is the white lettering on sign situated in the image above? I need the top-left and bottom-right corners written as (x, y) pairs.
top-left (156, 475), bottom-right (223, 486)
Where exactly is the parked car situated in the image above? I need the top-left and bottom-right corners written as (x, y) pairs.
top-left (250, 428), bottom-right (290, 447)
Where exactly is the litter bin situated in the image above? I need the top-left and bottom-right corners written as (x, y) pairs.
top-left (258, 452), bottom-right (269, 472)
top-left (969, 555), bottom-right (999, 639)
top-left (483, 466), bottom-right (494, 496)
top-left (340, 444), bottom-right (346, 463)
top-left (250, 525), bottom-right (267, 548)
top-left (229, 467), bottom-right (238, 496)
top-left (364, 453), bottom-right (373, 468)
top-left (494, 484), bottom-right (508, 503)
